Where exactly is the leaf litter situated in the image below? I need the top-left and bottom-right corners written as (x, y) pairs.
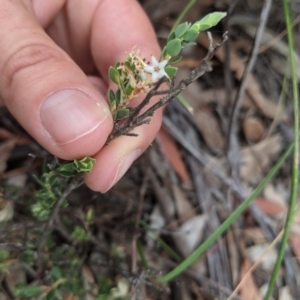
top-left (0, 0), bottom-right (300, 299)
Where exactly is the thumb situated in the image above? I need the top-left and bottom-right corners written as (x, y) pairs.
top-left (0, 1), bottom-right (113, 159)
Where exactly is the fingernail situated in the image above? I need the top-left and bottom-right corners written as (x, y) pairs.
top-left (40, 89), bottom-right (110, 145)
top-left (102, 149), bottom-right (141, 193)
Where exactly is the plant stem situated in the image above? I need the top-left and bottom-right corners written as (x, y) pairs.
top-left (264, 1), bottom-right (299, 298)
top-left (171, 0), bottom-right (197, 32)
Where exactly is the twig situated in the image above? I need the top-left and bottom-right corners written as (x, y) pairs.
top-left (226, 0), bottom-right (273, 181)
top-left (107, 32), bottom-right (228, 143)
top-left (128, 77), bottom-right (168, 124)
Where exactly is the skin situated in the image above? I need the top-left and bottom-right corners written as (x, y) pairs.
top-left (0, 0), bottom-right (163, 192)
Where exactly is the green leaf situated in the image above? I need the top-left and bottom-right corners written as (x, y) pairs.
top-left (109, 66), bottom-right (120, 84)
top-left (56, 162), bottom-right (76, 177)
top-left (169, 56), bottom-right (182, 64)
top-left (166, 38), bottom-right (182, 56)
top-left (183, 28), bottom-right (199, 42)
top-left (108, 90), bottom-right (116, 111)
top-left (72, 226), bottom-right (89, 241)
top-left (125, 84), bottom-right (134, 96)
top-left (196, 12), bottom-right (227, 31)
top-left (125, 60), bottom-right (135, 72)
top-left (167, 31), bottom-right (176, 42)
top-left (116, 108), bottom-right (130, 119)
top-left (174, 22), bottom-right (190, 38)
top-left (23, 285), bottom-right (43, 297)
top-left (0, 250), bottom-right (9, 262)
top-left (108, 90), bottom-right (115, 102)
top-left (191, 23), bottom-right (200, 31)
top-left (73, 157), bottom-right (96, 173)
top-left (181, 42), bottom-right (196, 48)
top-left (51, 266), bottom-right (63, 280)
top-left (115, 89), bottom-right (121, 106)
top-left (164, 66), bottom-right (178, 77)
top-left (112, 111), bottom-right (117, 121)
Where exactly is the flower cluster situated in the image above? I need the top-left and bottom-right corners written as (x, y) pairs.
top-left (108, 50), bottom-right (173, 121)
top-left (107, 11), bottom-right (227, 121)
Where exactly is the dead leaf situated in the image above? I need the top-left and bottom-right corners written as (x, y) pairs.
top-left (176, 69), bottom-right (254, 110)
top-left (243, 227), bottom-right (267, 244)
top-left (0, 128), bottom-right (30, 145)
top-left (5, 262), bottom-right (26, 294)
top-left (172, 184), bottom-right (196, 222)
top-left (239, 258), bottom-right (261, 300)
top-left (194, 106), bottom-right (225, 154)
top-left (6, 174), bottom-right (27, 188)
top-left (229, 15), bottom-right (300, 80)
top-left (240, 135), bottom-right (282, 185)
top-left (263, 184), bottom-right (288, 209)
top-left (174, 214), bottom-right (207, 257)
top-left (157, 127), bottom-right (192, 187)
top-left (243, 115), bottom-right (265, 142)
top-left (147, 205), bottom-right (165, 248)
top-left (279, 286), bottom-right (294, 300)
top-left (227, 229), bottom-right (239, 286)
top-left (253, 197), bottom-right (286, 215)
top-left (289, 233), bottom-right (300, 263)
top-left (246, 244), bottom-right (277, 271)
top-left (0, 196), bottom-right (14, 223)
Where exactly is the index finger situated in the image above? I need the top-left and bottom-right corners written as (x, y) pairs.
top-left (91, 0), bottom-right (161, 82)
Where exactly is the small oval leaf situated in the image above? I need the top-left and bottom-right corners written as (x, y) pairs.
top-left (23, 286), bottom-right (43, 297)
top-left (167, 31), bottom-right (176, 43)
top-left (183, 29), bottom-right (199, 42)
top-left (166, 39), bottom-right (182, 56)
top-left (196, 12), bottom-right (227, 31)
top-left (116, 108), bottom-right (130, 119)
top-left (164, 66), bottom-right (178, 78)
top-left (191, 23), bottom-right (200, 31)
top-left (174, 22), bottom-right (190, 38)
top-left (109, 66), bottom-right (120, 84)
top-left (108, 90), bottom-right (116, 111)
top-left (56, 162), bottom-right (76, 177)
top-left (169, 56), bottom-right (182, 64)
top-left (108, 90), bottom-right (115, 102)
top-left (125, 84), bottom-right (134, 96)
top-left (115, 89), bottom-right (121, 106)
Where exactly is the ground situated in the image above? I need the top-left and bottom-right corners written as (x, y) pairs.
top-left (0, 0), bottom-right (300, 299)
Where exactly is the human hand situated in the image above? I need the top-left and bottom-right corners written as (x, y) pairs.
top-left (0, 0), bottom-right (162, 192)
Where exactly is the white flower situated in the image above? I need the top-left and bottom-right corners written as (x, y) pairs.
top-left (144, 56), bottom-right (168, 82)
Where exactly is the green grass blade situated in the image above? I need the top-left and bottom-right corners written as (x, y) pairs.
top-left (136, 239), bottom-right (149, 270)
top-left (176, 94), bottom-right (194, 114)
top-left (139, 220), bottom-right (182, 262)
top-left (158, 141), bottom-right (294, 283)
top-left (264, 1), bottom-right (299, 298)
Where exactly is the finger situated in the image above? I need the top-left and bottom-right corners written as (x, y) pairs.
top-left (0, 0), bottom-right (113, 159)
top-left (31, 0), bottom-right (66, 27)
top-left (84, 109), bottom-right (162, 192)
top-left (84, 0), bottom-right (164, 192)
top-left (91, 0), bottom-right (161, 81)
